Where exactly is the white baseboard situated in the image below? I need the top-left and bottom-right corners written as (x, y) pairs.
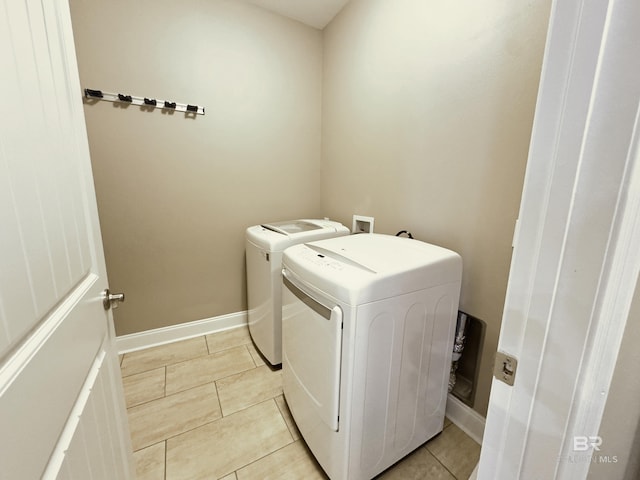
top-left (115, 311), bottom-right (247, 354)
top-left (446, 393), bottom-right (486, 445)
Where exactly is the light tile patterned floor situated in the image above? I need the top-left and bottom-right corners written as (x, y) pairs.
top-left (120, 326), bottom-right (481, 480)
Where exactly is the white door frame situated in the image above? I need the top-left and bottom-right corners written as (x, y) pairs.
top-left (478, 0), bottom-right (640, 478)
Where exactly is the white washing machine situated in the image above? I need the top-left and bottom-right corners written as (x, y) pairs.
top-left (281, 234), bottom-right (462, 480)
top-left (245, 219), bottom-right (349, 365)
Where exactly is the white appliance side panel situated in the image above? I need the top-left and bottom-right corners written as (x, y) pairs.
top-left (424, 291), bottom-right (459, 419)
top-left (360, 311), bottom-right (395, 468)
top-left (349, 283), bottom-right (460, 479)
top-left (246, 238), bottom-right (282, 364)
top-left (395, 301), bottom-right (431, 450)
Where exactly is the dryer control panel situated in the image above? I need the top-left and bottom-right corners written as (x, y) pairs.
top-left (297, 246), bottom-right (346, 271)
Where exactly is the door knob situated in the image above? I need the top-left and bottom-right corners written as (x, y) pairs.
top-left (103, 289), bottom-right (125, 310)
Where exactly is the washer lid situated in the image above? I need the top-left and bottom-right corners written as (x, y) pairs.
top-left (261, 220), bottom-right (322, 235)
top-left (246, 219), bottom-right (350, 252)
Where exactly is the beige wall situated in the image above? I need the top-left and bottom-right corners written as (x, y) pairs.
top-left (71, 0), bottom-right (552, 417)
top-left (69, 0), bottom-right (323, 335)
top-left (321, 0), bottom-right (551, 415)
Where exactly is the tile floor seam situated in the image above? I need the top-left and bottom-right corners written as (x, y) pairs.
top-left (163, 440), bottom-right (167, 480)
top-left (439, 458), bottom-right (458, 480)
top-left (121, 368), bottom-right (159, 379)
top-left (209, 363), bottom-right (258, 384)
top-left (274, 395), bottom-right (298, 440)
top-left (160, 397), bottom-right (293, 474)
top-left (213, 381), bottom-right (224, 420)
top-left (163, 365), bottom-right (167, 398)
top-left (133, 394), bottom-right (289, 449)
top-left (167, 352), bottom-right (210, 368)
top-left (273, 396), bottom-right (287, 420)
top-left (162, 345), bottom-right (256, 376)
top-left (233, 436), bottom-right (298, 477)
top-left (208, 343), bottom-right (253, 357)
top-left (165, 364), bottom-right (258, 398)
top-left (216, 385), bottom-right (282, 419)
top-left (126, 378), bottom-right (219, 412)
top-left (247, 344), bottom-right (259, 367)
top-left (127, 367), bottom-right (288, 420)
top-left (272, 397), bottom-right (296, 445)
top-left (120, 353), bottom-right (211, 378)
top-left (134, 415), bottom-right (223, 452)
top-left (205, 334), bottom-right (211, 354)
top-left (162, 354), bottom-right (213, 372)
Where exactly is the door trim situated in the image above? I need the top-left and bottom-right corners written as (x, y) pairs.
top-left (478, 0), bottom-right (640, 478)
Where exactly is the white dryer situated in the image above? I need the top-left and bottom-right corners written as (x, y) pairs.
top-left (281, 233), bottom-right (462, 480)
top-left (245, 219), bottom-right (349, 365)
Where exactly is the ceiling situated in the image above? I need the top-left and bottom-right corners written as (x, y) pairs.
top-left (241, 0), bottom-right (351, 29)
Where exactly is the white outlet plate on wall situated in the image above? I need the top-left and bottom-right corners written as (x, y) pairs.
top-left (352, 215), bottom-right (374, 233)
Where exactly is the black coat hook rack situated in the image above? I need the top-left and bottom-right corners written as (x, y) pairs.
top-left (84, 88), bottom-right (205, 115)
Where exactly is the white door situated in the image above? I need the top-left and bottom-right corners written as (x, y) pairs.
top-left (478, 0), bottom-right (640, 478)
top-left (0, 0), bottom-right (133, 478)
